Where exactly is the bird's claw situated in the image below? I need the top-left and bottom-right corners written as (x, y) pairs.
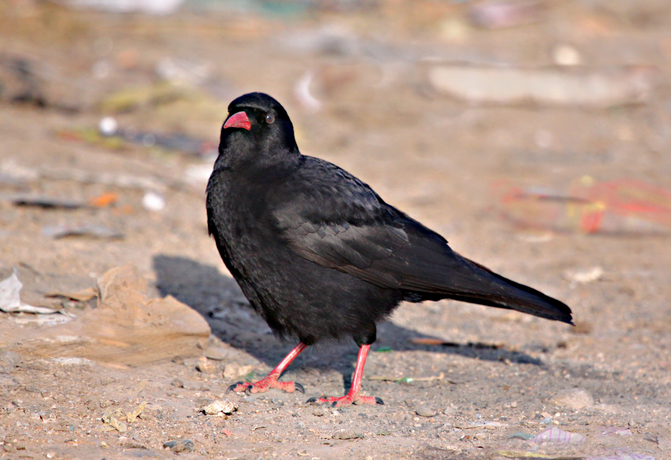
top-left (306, 394), bottom-right (383, 407)
top-left (293, 382), bottom-right (305, 394)
top-left (226, 377), bottom-right (304, 395)
top-left (226, 381), bottom-right (245, 394)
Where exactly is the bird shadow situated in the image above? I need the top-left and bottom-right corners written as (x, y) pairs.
top-left (153, 255), bottom-right (542, 384)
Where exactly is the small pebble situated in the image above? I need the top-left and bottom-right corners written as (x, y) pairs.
top-left (657, 437), bottom-right (671, 451)
top-left (549, 389), bottom-right (594, 410)
top-left (333, 429), bottom-right (363, 440)
top-left (163, 439), bottom-right (195, 453)
top-left (443, 404), bottom-right (457, 415)
top-left (202, 346), bottom-right (230, 361)
top-left (200, 400), bottom-right (237, 416)
top-left (415, 405), bottom-right (437, 417)
top-left (195, 358), bottom-right (217, 375)
top-left (170, 378), bottom-right (184, 388)
top-left (223, 363), bottom-right (255, 380)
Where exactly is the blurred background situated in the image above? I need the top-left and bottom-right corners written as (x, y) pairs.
top-left (1, 1), bottom-right (670, 458)
top-left (2, 0), bottom-right (670, 287)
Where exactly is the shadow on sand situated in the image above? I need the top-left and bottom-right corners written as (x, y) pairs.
top-left (153, 254), bottom-right (542, 385)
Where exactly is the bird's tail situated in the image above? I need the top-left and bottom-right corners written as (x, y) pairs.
top-left (443, 256), bottom-right (574, 325)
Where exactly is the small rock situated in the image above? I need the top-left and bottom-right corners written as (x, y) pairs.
top-left (443, 404), bottom-right (457, 415)
top-left (223, 363), bottom-right (254, 380)
top-left (658, 437), bottom-right (671, 451)
top-left (415, 405), bottom-right (437, 417)
top-left (549, 388), bottom-right (594, 410)
top-left (333, 429), bottom-right (363, 440)
top-left (202, 346), bottom-right (230, 361)
top-left (0, 351), bottom-right (20, 370)
top-left (195, 357), bottom-right (217, 375)
top-left (200, 400), bottom-right (237, 416)
top-left (163, 439), bottom-right (195, 453)
top-left (170, 378), bottom-right (184, 388)
top-left (572, 320), bottom-right (593, 335)
top-left (509, 431), bottom-right (535, 440)
top-left (101, 411), bottom-right (127, 433)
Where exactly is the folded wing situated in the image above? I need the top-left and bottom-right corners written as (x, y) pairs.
top-left (272, 157), bottom-right (572, 324)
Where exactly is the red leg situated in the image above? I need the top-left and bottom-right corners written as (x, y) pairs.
top-left (227, 342), bottom-right (307, 395)
top-left (307, 344), bottom-right (383, 407)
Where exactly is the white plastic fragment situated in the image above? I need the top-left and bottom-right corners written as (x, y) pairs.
top-left (142, 191), bottom-right (166, 212)
top-left (99, 117), bottom-right (118, 136)
top-left (0, 268), bottom-right (58, 314)
top-left (428, 65), bottom-right (655, 108)
top-left (564, 266), bottom-right (604, 284)
top-left (294, 70), bottom-right (323, 113)
top-left (553, 44), bottom-right (582, 66)
top-left (531, 427), bottom-right (585, 444)
top-left (66, 0), bottom-right (184, 15)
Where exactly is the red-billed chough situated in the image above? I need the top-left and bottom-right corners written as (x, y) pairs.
top-left (206, 92), bottom-right (572, 407)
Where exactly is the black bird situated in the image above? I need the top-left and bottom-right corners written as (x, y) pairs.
top-left (206, 92), bottom-right (572, 407)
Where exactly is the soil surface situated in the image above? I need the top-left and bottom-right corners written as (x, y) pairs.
top-left (1, 2), bottom-right (670, 459)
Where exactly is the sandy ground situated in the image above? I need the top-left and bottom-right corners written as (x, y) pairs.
top-left (1, 1), bottom-right (670, 459)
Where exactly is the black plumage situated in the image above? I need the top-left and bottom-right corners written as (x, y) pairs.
top-left (206, 92), bottom-right (572, 406)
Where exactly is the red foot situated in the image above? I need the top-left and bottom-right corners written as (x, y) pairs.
top-left (227, 375), bottom-right (304, 395)
top-left (307, 394), bottom-right (384, 407)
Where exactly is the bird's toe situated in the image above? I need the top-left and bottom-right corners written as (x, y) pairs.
top-left (226, 381), bottom-right (245, 394)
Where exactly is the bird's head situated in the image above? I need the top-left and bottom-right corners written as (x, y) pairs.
top-left (217, 92), bottom-right (299, 171)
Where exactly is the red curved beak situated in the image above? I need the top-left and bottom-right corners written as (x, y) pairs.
top-left (224, 111), bottom-right (251, 131)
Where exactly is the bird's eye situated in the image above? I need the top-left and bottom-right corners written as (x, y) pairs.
top-left (265, 114), bottom-right (275, 124)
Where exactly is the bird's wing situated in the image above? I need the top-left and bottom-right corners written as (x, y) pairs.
top-left (271, 156), bottom-right (466, 291)
top-left (271, 157), bottom-right (572, 324)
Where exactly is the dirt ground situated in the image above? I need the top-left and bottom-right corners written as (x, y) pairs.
top-left (1, 1), bottom-right (670, 459)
